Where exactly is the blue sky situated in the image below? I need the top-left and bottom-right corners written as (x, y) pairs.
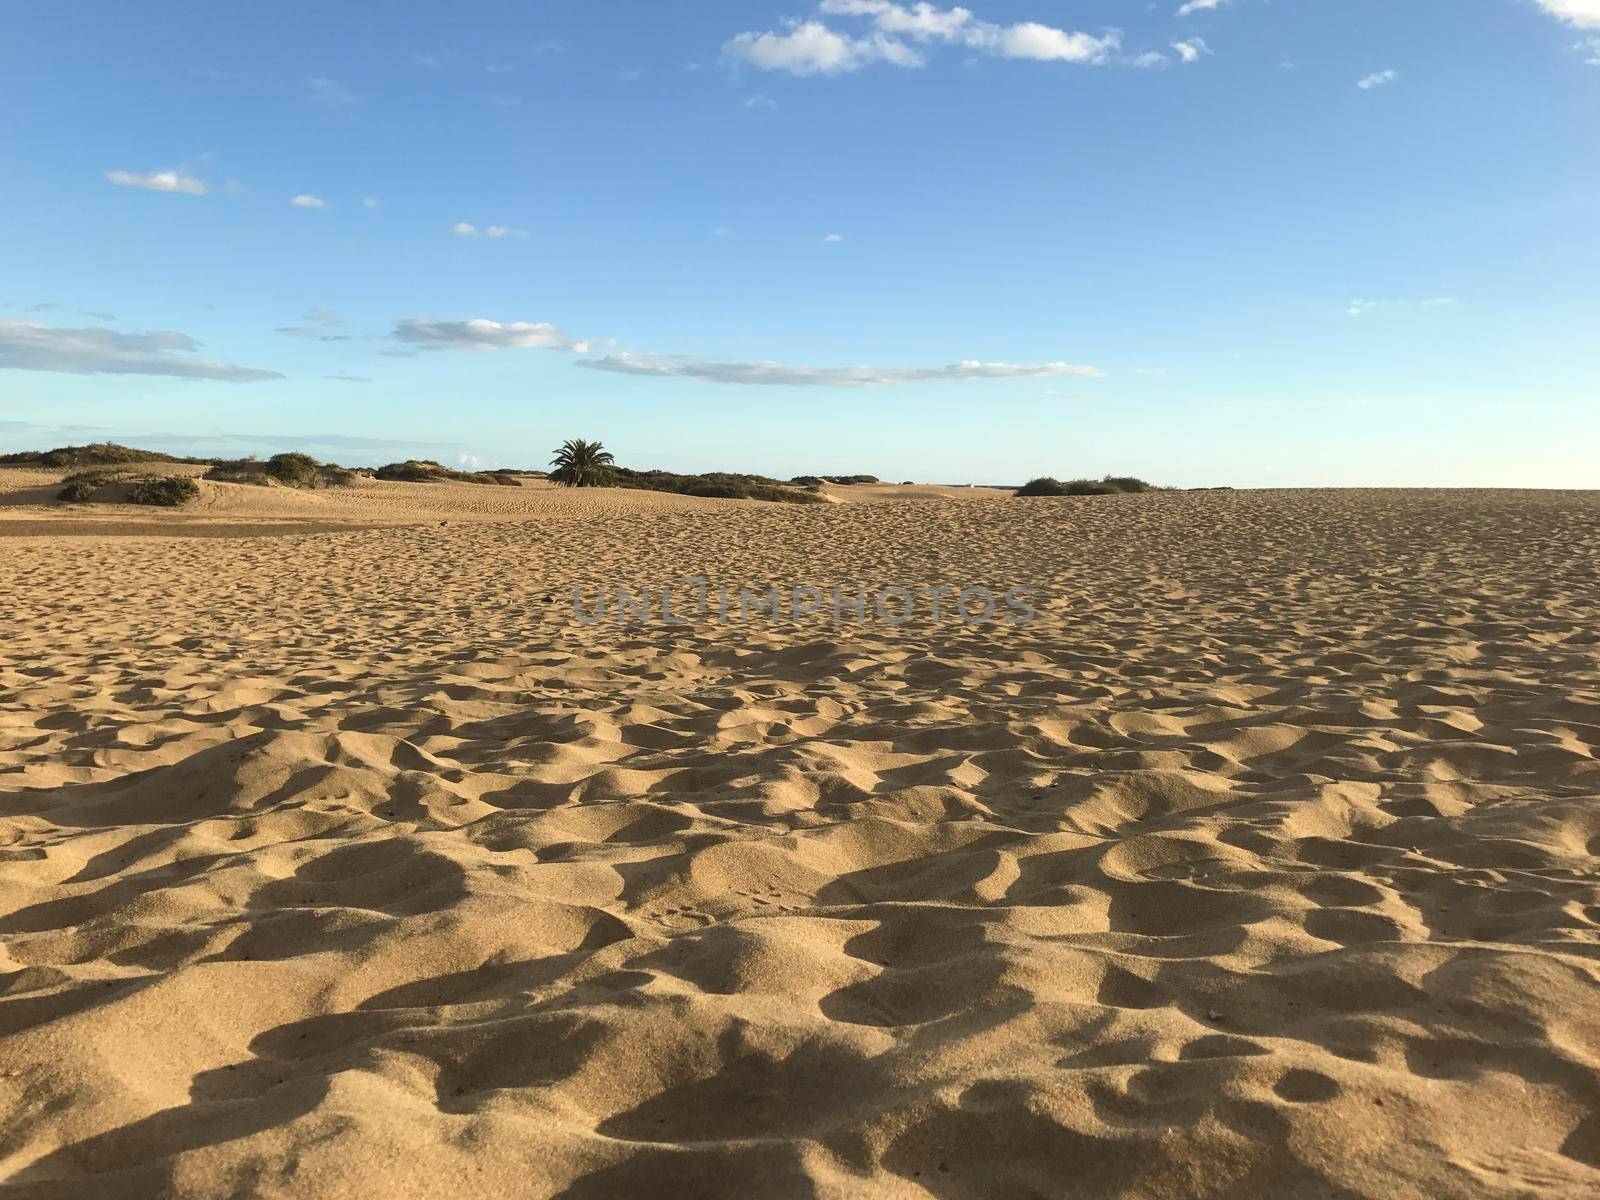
top-left (2, 0), bottom-right (1596, 486)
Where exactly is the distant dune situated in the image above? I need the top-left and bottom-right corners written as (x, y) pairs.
top-left (1, 473), bottom-right (1597, 1198)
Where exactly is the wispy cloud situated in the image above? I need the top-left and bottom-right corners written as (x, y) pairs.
top-left (1171, 38), bottom-right (1211, 64)
top-left (307, 77), bottom-right (356, 104)
top-left (1176, 0), bottom-right (1226, 15)
top-left (291, 194), bottom-right (328, 209)
top-left (1357, 69), bottom-right (1398, 90)
top-left (0, 320), bottom-right (281, 382)
top-left (576, 352), bottom-right (1104, 388)
top-left (1347, 297), bottom-right (1457, 317)
top-left (724, 2), bottom-right (1124, 76)
top-left (392, 317), bottom-right (588, 352)
top-left (324, 374), bottom-right (374, 383)
top-left (745, 93), bottom-right (779, 108)
top-left (1538, 1), bottom-right (1600, 29)
top-left (106, 169), bottom-right (207, 195)
top-left (276, 307), bottom-right (351, 341)
top-left (823, 232), bottom-right (845, 242)
top-left (1575, 36), bottom-right (1600, 64)
top-left (451, 222), bottom-right (527, 238)
top-left (363, 196), bottom-right (382, 209)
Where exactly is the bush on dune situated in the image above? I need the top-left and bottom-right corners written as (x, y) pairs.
top-left (263, 452), bottom-right (353, 488)
top-left (3, 443), bottom-right (201, 468)
top-left (374, 460), bottom-right (520, 486)
top-left (610, 466), bottom-right (827, 506)
top-left (53, 465), bottom-right (201, 507)
top-left (1015, 475), bottom-right (1156, 498)
top-left (127, 476), bottom-right (200, 506)
top-left (205, 452), bottom-right (354, 489)
top-left (56, 479), bottom-right (99, 503)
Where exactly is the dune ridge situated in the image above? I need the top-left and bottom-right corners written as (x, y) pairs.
top-left (1, 481), bottom-right (1598, 1197)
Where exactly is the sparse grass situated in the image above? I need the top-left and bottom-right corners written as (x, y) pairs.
top-left (374, 460), bottom-right (520, 486)
top-left (1015, 475), bottom-right (1156, 498)
top-left (127, 476), bottom-right (200, 507)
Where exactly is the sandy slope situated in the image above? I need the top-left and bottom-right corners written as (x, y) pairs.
top-left (1, 481), bottom-right (1598, 1198)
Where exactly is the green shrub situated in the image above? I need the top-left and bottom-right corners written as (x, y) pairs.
top-left (127, 476), bottom-right (200, 507)
top-left (56, 479), bottom-right (98, 503)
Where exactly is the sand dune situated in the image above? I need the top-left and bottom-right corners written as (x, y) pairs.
top-left (1, 479), bottom-right (1598, 1197)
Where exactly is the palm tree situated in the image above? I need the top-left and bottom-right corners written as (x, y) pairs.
top-left (549, 438), bottom-right (615, 487)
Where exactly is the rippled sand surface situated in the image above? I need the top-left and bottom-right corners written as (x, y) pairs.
top-left (2, 475), bottom-right (1598, 1198)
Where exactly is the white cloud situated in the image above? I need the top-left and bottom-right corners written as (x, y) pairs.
top-left (968, 22), bottom-right (1118, 62)
top-left (726, 3), bottom-right (1122, 73)
top-left (745, 93), bottom-right (779, 108)
top-left (823, 232), bottom-right (845, 242)
top-left (363, 196), bottom-right (382, 209)
top-left (575, 353), bottom-right (1103, 387)
top-left (452, 222), bottom-right (526, 238)
top-left (1539, 1), bottom-right (1600, 28)
top-left (1576, 35), bottom-right (1600, 63)
top-left (106, 169), bottom-right (207, 195)
top-left (291, 194), bottom-right (327, 209)
top-left (723, 20), bottom-right (923, 75)
top-left (1357, 69), bottom-right (1398, 90)
top-left (1171, 38), bottom-right (1211, 63)
top-left (819, 0), bottom-right (974, 40)
top-left (0, 320), bottom-right (281, 381)
top-left (392, 317), bottom-right (588, 352)
top-left (1176, 0), bottom-right (1225, 15)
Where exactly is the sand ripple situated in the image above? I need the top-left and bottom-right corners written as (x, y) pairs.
top-left (1, 485), bottom-right (1598, 1197)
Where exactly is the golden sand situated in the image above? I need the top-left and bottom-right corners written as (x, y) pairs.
top-left (1, 471), bottom-right (1598, 1197)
